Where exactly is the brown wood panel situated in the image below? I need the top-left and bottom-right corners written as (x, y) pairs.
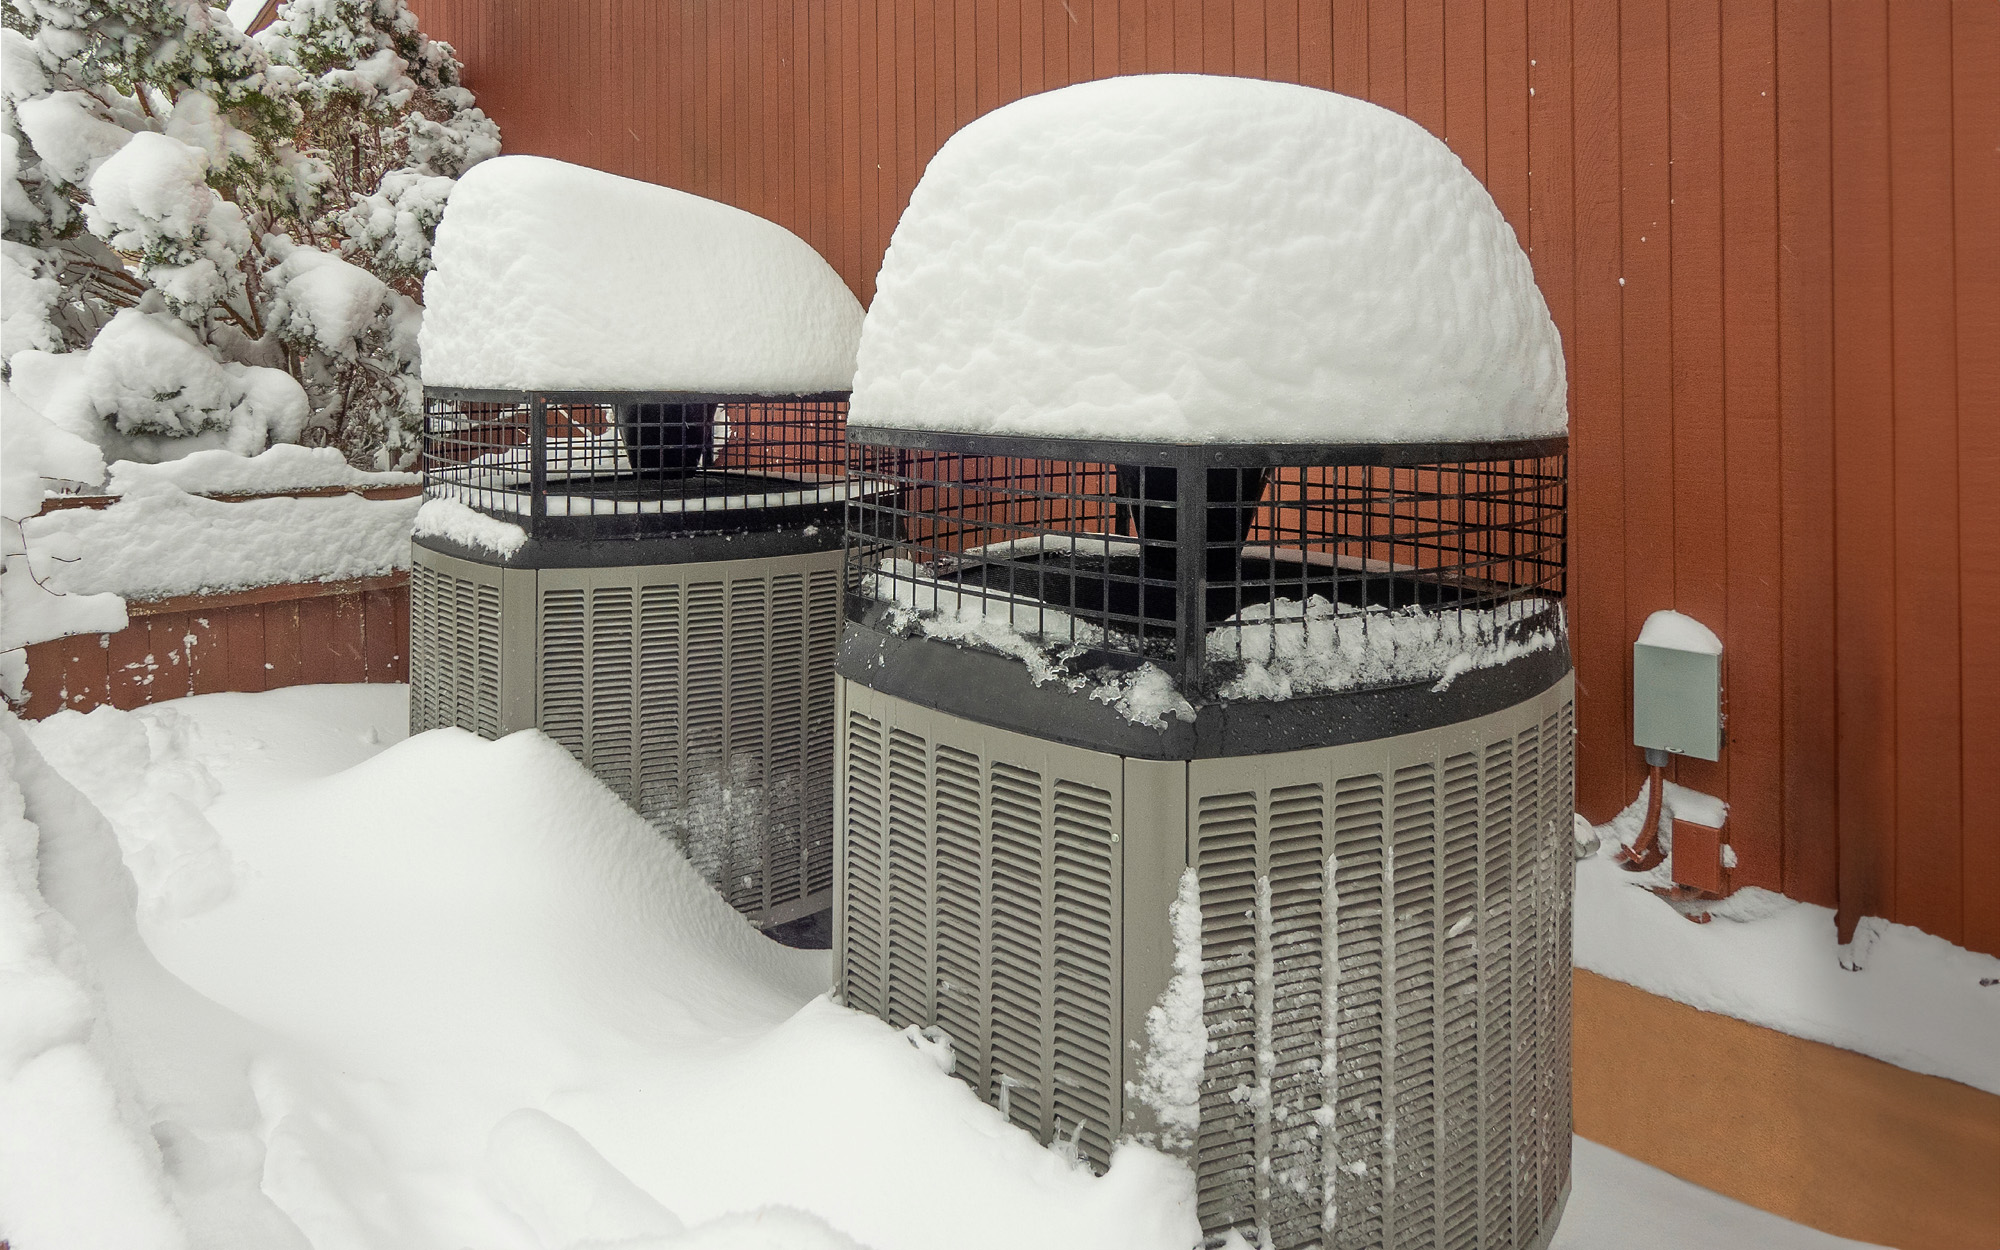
top-left (1666, 0), bottom-right (1729, 813)
top-left (185, 607), bottom-right (227, 696)
top-left (1718, 0), bottom-right (1783, 893)
top-left (105, 616), bottom-right (154, 710)
top-left (1775, 0), bottom-right (1837, 910)
top-left (223, 603), bottom-right (267, 694)
top-left (1567, 0), bottom-right (1626, 824)
top-left (1618, 0), bottom-right (1673, 818)
top-left (1830, 0), bottom-right (1896, 942)
top-left (1440, 0), bottom-right (1482, 177)
top-left (1886, 3), bottom-right (1962, 944)
top-left (58, 631), bottom-right (109, 714)
top-left (328, 594), bottom-right (367, 684)
top-left (1958, 1), bottom-right (2000, 959)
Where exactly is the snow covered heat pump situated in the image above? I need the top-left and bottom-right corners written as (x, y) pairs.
top-left (836, 77), bottom-right (1576, 1248)
top-left (412, 156), bottom-right (865, 928)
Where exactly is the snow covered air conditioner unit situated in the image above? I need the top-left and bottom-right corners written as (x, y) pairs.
top-left (834, 76), bottom-right (1577, 1249)
top-left (409, 156), bottom-right (865, 929)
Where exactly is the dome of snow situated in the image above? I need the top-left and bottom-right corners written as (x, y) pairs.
top-left (851, 75), bottom-right (1567, 444)
top-left (421, 156), bottom-right (864, 394)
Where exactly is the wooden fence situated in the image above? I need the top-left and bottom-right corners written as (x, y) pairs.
top-left (16, 573), bottom-right (409, 720)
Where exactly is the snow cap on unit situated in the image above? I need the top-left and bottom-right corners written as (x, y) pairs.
top-left (851, 74), bottom-right (1568, 444)
top-left (421, 156), bottom-right (864, 393)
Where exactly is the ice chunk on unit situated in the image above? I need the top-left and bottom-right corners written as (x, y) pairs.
top-left (852, 74), bottom-right (1567, 445)
top-left (421, 155), bottom-right (865, 393)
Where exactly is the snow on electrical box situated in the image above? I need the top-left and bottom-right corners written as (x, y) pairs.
top-left (1633, 609), bottom-right (1722, 761)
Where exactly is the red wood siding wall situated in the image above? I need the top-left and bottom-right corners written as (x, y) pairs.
top-left (409, 0), bottom-right (1998, 957)
top-left (19, 576), bottom-right (409, 719)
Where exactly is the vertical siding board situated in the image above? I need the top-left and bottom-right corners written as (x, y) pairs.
top-left (1886, 5), bottom-right (1961, 941)
top-left (1569, 0), bottom-right (1628, 823)
top-left (1297, 0), bottom-right (1331, 89)
top-left (330, 593), bottom-right (368, 684)
top-left (913, 0), bottom-right (938, 184)
top-left (1330, 0), bottom-right (1366, 96)
top-left (880, 0), bottom-right (901, 298)
top-left (1718, 0), bottom-right (1784, 892)
top-left (1619, 0), bottom-right (1673, 814)
top-left (858, 0), bottom-right (881, 301)
top-left (1264, 0), bottom-right (1299, 84)
top-left (1406, 0), bottom-right (1445, 138)
top-left (838, 0), bottom-right (863, 295)
top-left (894, 1), bottom-right (918, 223)
top-left (1174, 0), bottom-right (1202, 72)
top-left (958, 0), bottom-right (981, 126)
top-left (1483, 0), bottom-right (1528, 240)
top-left (1775, 0), bottom-right (1837, 909)
top-left (1957, 1), bottom-right (2000, 957)
top-left (1043, 0), bottom-right (1069, 89)
top-left (1233, 0), bottom-right (1263, 77)
top-left (1441, 0), bottom-right (1484, 178)
top-left (1145, 0), bottom-right (1172, 73)
top-left (1367, 0), bottom-right (1406, 114)
top-left (106, 613), bottom-right (153, 709)
top-left (1093, 0), bottom-right (1120, 79)
top-left (1829, 0), bottom-right (1896, 940)
top-left (1665, 0), bottom-right (1729, 810)
top-left (1020, 0), bottom-right (1045, 95)
top-left (187, 608), bottom-right (226, 696)
top-left (1204, 0), bottom-right (1234, 74)
top-left (224, 603), bottom-right (267, 693)
top-left (999, 0), bottom-right (1025, 101)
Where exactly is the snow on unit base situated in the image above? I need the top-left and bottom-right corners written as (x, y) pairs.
top-left (420, 156), bottom-right (866, 393)
top-left (850, 74), bottom-right (1566, 444)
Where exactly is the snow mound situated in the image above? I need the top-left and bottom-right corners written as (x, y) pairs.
top-left (852, 75), bottom-right (1565, 445)
top-left (1636, 608), bottom-right (1722, 655)
top-left (422, 156), bottom-right (864, 394)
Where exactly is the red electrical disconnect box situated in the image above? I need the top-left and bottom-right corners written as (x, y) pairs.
top-left (1671, 816), bottom-right (1730, 896)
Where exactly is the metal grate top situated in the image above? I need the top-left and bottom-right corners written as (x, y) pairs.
top-left (845, 430), bottom-right (1567, 696)
top-left (422, 388), bottom-right (852, 543)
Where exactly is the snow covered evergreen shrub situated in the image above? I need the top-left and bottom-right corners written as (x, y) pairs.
top-left (0, 0), bottom-right (498, 471)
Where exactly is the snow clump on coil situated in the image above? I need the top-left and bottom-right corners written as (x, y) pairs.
top-left (852, 74), bottom-right (1567, 445)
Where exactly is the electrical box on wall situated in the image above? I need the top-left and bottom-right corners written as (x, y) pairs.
top-left (1634, 609), bottom-right (1723, 761)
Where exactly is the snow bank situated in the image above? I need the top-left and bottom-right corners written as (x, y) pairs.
top-left (21, 485), bottom-right (420, 600)
top-left (852, 75), bottom-right (1565, 445)
top-left (422, 156), bottom-right (864, 394)
top-left (18, 688), bottom-right (1199, 1249)
top-left (1578, 790), bottom-right (2000, 1096)
top-left (107, 444), bottom-right (420, 496)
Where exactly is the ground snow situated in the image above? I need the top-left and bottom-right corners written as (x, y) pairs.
top-left (1578, 787), bottom-right (2000, 1096)
top-left (12, 686), bottom-right (1201, 1250)
top-left (851, 75), bottom-right (1565, 445)
top-left (422, 156), bottom-right (864, 394)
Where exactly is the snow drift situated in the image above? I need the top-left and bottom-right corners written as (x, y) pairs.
top-left (14, 689), bottom-right (1200, 1249)
top-left (422, 156), bottom-right (865, 394)
top-left (851, 74), bottom-right (1566, 445)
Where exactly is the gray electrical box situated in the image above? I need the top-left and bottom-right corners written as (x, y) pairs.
top-left (1633, 616), bottom-right (1723, 760)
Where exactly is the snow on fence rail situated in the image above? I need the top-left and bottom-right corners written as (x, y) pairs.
top-left (9, 466), bottom-right (421, 718)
